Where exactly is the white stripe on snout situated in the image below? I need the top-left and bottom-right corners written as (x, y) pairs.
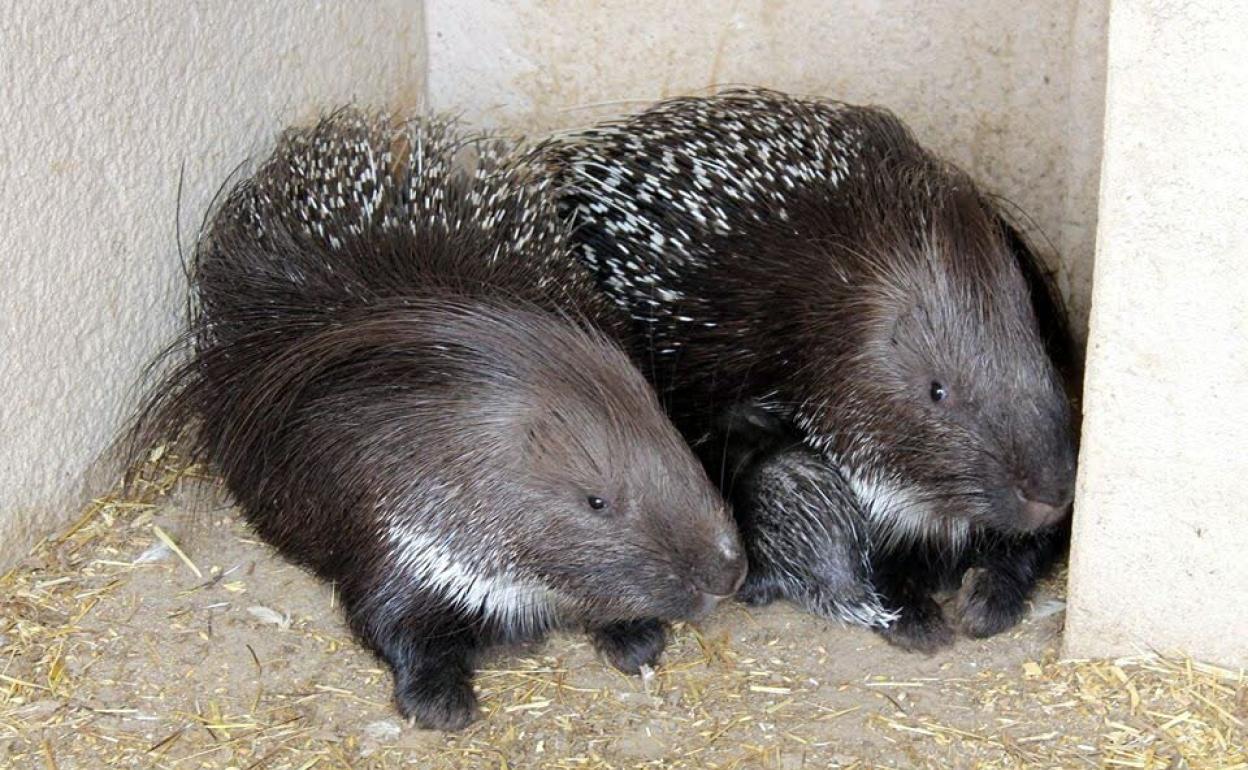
top-left (388, 528), bottom-right (557, 633)
top-left (718, 533), bottom-right (740, 560)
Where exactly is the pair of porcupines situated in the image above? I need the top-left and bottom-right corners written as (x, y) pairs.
top-left (130, 88), bottom-right (1078, 729)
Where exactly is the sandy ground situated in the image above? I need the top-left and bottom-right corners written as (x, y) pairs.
top-left (1, 467), bottom-right (1243, 769)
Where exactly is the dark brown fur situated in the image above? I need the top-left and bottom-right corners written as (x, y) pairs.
top-left (547, 89), bottom-right (1079, 651)
top-left (127, 112), bottom-right (745, 728)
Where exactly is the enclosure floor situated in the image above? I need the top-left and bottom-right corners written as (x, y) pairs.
top-left (1, 468), bottom-right (1243, 769)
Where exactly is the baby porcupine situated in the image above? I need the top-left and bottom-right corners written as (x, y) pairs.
top-left (543, 88), bottom-right (1078, 652)
top-left (128, 110), bottom-right (745, 729)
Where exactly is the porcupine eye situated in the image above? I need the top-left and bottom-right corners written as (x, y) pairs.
top-left (586, 495), bottom-right (609, 511)
top-left (929, 381), bottom-right (949, 403)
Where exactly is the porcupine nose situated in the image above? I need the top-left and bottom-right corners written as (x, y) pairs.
top-left (1013, 487), bottom-right (1073, 530)
top-left (1014, 441), bottom-right (1077, 530)
top-left (692, 535), bottom-right (748, 598)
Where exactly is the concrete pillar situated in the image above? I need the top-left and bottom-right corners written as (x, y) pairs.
top-left (0, 4), bottom-right (426, 569)
top-left (1064, 0), bottom-right (1248, 666)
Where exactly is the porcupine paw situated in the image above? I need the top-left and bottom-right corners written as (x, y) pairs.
top-left (734, 571), bottom-right (785, 607)
top-left (393, 666), bottom-right (479, 731)
top-left (876, 596), bottom-right (954, 654)
top-left (954, 567), bottom-right (1027, 639)
top-left (590, 618), bottom-right (668, 675)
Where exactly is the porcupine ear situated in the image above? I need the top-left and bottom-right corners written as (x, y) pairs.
top-left (998, 214), bottom-right (1078, 361)
top-left (995, 214), bottom-right (1084, 408)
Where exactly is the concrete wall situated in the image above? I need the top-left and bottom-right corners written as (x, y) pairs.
top-left (6, 0), bottom-right (1240, 668)
top-left (0, 3), bottom-right (426, 569)
top-left (427, 0), bottom-right (1108, 337)
top-left (1064, 0), bottom-right (1248, 667)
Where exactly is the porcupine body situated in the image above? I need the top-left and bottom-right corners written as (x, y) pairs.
top-left (544, 88), bottom-right (1078, 651)
top-left (128, 111), bottom-right (745, 728)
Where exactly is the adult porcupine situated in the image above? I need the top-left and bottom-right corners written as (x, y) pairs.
top-left (543, 88), bottom-right (1078, 652)
top-left (128, 110), bottom-right (746, 728)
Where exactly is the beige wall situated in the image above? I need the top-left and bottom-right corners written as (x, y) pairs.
top-left (427, 0), bottom-right (1108, 337)
top-left (1064, 0), bottom-right (1248, 667)
top-left (6, 0), bottom-right (1241, 668)
top-left (0, 3), bottom-right (426, 569)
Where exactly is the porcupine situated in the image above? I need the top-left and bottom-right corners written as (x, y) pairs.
top-left (127, 110), bottom-right (747, 729)
top-left (543, 88), bottom-right (1078, 651)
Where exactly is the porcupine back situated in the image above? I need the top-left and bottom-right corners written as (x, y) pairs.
top-left (546, 88), bottom-right (1074, 431)
top-left (128, 111), bottom-right (629, 569)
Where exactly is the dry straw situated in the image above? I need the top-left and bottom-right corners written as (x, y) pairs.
top-left (0, 453), bottom-right (1243, 768)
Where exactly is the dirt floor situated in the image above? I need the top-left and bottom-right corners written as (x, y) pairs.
top-left (1, 460), bottom-right (1244, 769)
